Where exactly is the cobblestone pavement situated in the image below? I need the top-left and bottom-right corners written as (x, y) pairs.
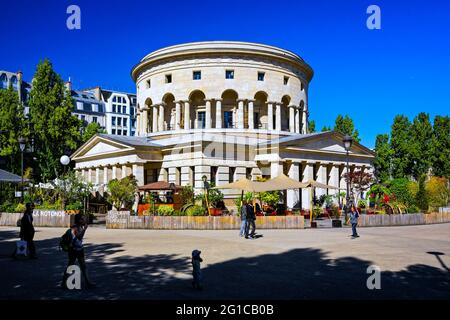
top-left (0, 224), bottom-right (449, 299)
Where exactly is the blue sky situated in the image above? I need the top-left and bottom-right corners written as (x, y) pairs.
top-left (1, 0), bottom-right (449, 148)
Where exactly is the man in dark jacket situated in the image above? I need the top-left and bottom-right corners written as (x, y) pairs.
top-left (239, 200), bottom-right (248, 237)
top-left (62, 214), bottom-right (95, 289)
top-left (20, 203), bottom-right (37, 259)
top-left (245, 201), bottom-right (256, 239)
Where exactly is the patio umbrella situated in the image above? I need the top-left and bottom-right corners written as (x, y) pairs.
top-left (301, 180), bottom-right (338, 225)
top-left (260, 174), bottom-right (308, 191)
top-left (212, 178), bottom-right (267, 193)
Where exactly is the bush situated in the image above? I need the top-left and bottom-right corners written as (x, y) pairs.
top-left (406, 205), bottom-right (420, 213)
top-left (186, 205), bottom-right (206, 216)
top-left (0, 200), bottom-right (19, 213)
top-left (426, 177), bottom-right (449, 211)
top-left (416, 175), bottom-right (429, 212)
top-left (107, 175), bottom-right (138, 209)
top-left (207, 187), bottom-right (224, 208)
top-left (180, 185), bottom-right (195, 205)
top-left (157, 205), bottom-right (175, 216)
top-left (15, 203), bottom-right (26, 213)
top-left (387, 178), bottom-right (416, 208)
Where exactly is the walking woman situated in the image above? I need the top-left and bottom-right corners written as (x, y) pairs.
top-left (349, 205), bottom-right (360, 238)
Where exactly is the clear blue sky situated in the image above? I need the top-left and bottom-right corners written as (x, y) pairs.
top-left (1, 0), bottom-right (449, 148)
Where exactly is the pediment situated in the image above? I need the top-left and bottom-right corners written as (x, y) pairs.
top-left (84, 141), bottom-right (128, 156)
top-left (72, 136), bottom-right (134, 160)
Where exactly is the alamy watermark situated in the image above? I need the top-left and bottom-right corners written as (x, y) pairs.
top-left (65, 265), bottom-right (81, 290)
top-left (66, 5), bottom-right (81, 30)
top-left (367, 5), bottom-right (381, 30)
top-left (366, 265), bottom-right (381, 290)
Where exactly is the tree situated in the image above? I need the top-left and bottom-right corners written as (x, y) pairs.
top-left (426, 177), bottom-right (449, 211)
top-left (334, 114), bottom-right (360, 142)
top-left (431, 115), bottom-right (450, 177)
top-left (321, 125), bottom-right (332, 132)
top-left (28, 59), bottom-right (82, 181)
top-left (415, 175), bottom-right (428, 212)
top-left (0, 85), bottom-right (27, 174)
top-left (107, 175), bottom-right (138, 210)
top-left (82, 122), bottom-right (106, 143)
top-left (308, 120), bottom-right (316, 133)
top-left (343, 169), bottom-right (374, 205)
top-left (390, 115), bottom-right (411, 179)
top-left (409, 112), bottom-right (433, 179)
top-left (373, 134), bottom-right (392, 182)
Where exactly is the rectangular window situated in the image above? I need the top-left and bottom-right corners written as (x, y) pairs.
top-left (257, 72), bottom-right (265, 81)
top-left (123, 130), bottom-right (127, 136)
top-left (81, 115), bottom-right (85, 122)
top-left (113, 96), bottom-right (117, 103)
top-left (112, 117), bottom-right (116, 125)
top-left (93, 116), bottom-right (97, 123)
top-left (112, 105), bottom-right (116, 113)
top-left (225, 70), bottom-right (234, 79)
top-left (123, 106), bottom-right (126, 114)
top-left (123, 118), bottom-right (128, 127)
top-left (246, 168), bottom-right (252, 180)
top-left (210, 166), bottom-right (218, 186)
top-left (254, 112), bottom-right (259, 128)
top-left (284, 76), bottom-right (289, 85)
top-left (197, 111), bottom-right (206, 129)
top-left (112, 129), bottom-right (116, 135)
top-left (117, 129), bottom-right (122, 135)
top-left (223, 111), bottom-right (233, 128)
top-left (193, 71), bottom-right (201, 80)
top-left (118, 118), bottom-right (122, 126)
top-left (165, 74), bottom-right (172, 83)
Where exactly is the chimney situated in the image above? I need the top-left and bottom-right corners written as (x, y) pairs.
top-left (65, 77), bottom-right (72, 92)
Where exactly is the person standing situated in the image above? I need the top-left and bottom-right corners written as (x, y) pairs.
top-left (239, 200), bottom-right (248, 237)
top-left (20, 203), bottom-right (37, 259)
top-left (62, 214), bottom-right (95, 289)
top-left (245, 201), bottom-right (256, 239)
top-left (350, 205), bottom-right (360, 238)
top-left (191, 249), bottom-right (203, 290)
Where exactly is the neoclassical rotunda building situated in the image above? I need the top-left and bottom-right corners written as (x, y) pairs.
top-left (72, 41), bottom-right (375, 210)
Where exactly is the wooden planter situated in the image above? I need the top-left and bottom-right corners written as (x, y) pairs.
top-left (208, 208), bottom-right (222, 216)
top-left (332, 219), bottom-right (342, 228)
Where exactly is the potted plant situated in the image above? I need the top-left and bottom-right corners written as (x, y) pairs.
top-left (331, 204), bottom-right (342, 227)
top-left (207, 188), bottom-right (224, 216)
top-left (310, 206), bottom-right (322, 228)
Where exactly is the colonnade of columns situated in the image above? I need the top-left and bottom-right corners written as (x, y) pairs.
top-left (136, 99), bottom-right (307, 135)
top-left (77, 163), bottom-right (145, 188)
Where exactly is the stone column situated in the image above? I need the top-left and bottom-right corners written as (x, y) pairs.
top-left (289, 106), bottom-right (295, 133)
top-left (122, 165), bottom-right (128, 179)
top-left (152, 105), bottom-right (158, 133)
top-left (184, 101), bottom-right (190, 130)
top-left (301, 162), bottom-right (314, 210)
top-left (205, 99), bottom-right (212, 129)
top-left (275, 103), bottom-right (282, 131)
top-left (180, 167), bottom-right (191, 186)
top-left (132, 163), bottom-right (145, 186)
top-left (248, 99), bottom-right (254, 130)
top-left (103, 166), bottom-right (109, 185)
top-left (215, 99), bottom-right (222, 129)
top-left (270, 161), bottom-right (283, 178)
top-left (136, 112), bottom-right (140, 136)
top-left (95, 168), bottom-right (100, 185)
top-left (295, 108), bottom-right (301, 133)
top-left (159, 104), bottom-right (164, 131)
top-left (237, 99), bottom-right (244, 129)
top-left (328, 164), bottom-right (340, 198)
top-left (302, 109), bottom-right (308, 134)
top-left (316, 163), bottom-right (328, 198)
top-left (175, 101), bottom-right (181, 130)
top-left (142, 107), bottom-right (149, 134)
top-left (267, 102), bottom-right (274, 130)
top-left (80, 169), bottom-right (86, 182)
top-left (112, 166), bottom-right (117, 180)
top-left (88, 168), bottom-right (93, 183)
top-left (287, 162), bottom-right (300, 209)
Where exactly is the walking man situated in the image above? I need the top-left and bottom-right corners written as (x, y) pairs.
top-left (20, 203), bottom-right (37, 259)
top-left (239, 200), bottom-right (247, 237)
top-left (62, 214), bottom-right (95, 289)
top-left (350, 205), bottom-right (360, 238)
top-left (245, 201), bottom-right (256, 239)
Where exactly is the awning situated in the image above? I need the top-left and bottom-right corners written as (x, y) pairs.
top-left (138, 181), bottom-right (181, 191)
top-left (0, 169), bottom-right (28, 183)
top-left (212, 178), bottom-right (268, 193)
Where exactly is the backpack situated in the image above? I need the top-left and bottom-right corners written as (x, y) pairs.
top-left (59, 229), bottom-right (73, 252)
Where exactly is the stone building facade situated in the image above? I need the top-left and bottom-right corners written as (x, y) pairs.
top-left (71, 41), bottom-right (375, 210)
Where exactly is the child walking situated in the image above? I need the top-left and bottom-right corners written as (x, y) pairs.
top-left (191, 249), bottom-right (203, 290)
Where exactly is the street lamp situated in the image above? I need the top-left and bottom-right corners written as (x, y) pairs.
top-left (343, 135), bottom-right (353, 223)
top-left (60, 155), bottom-right (70, 210)
top-left (202, 175), bottom-right (210, 213)
top-left (18, 137), bottom-right (26, 203)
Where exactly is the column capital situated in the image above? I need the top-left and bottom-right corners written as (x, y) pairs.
top-left (247, 99), bottom-right (255, 103)
top-left (214, 98), bottom-right (223, 102)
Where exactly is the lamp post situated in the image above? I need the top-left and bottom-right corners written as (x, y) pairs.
top-left (202, 175), bottom-right (210, 214)
top-left (18, 137), bottom-right (26, 203)
top-left (343, 135), bottom-right (353, 223)
top-left (60, 155), bottom-right (70, 210)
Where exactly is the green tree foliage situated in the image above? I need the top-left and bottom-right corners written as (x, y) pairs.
top-left (308, 120), bottom-right (316, 133)
top-left (386, 178), bottom-right (416, 208)
top-left (334, 114), bottom-right (360, 142)
top-left (0, 85), bottom-right (27, 174)
top-left (28, 59), bottom-right (82, 181)
top-left (107, 175), bottom-right (138, 210)
top-left (431, 115), bottom-right (450, 177)
top-left (415, 175), bottom-right (429, 212)
top-left (390, 115), bottom-right (411, 179)
top-left (425, 177), bottom-right (449, 211)
top-left (81, 122), bottom-right (106, 143)
top-left (373, 134), bottom-right (392, 182)
top-left (321, 125), bottom-right (332, 132)
top-left (409, 112), bottom-right (433, 179)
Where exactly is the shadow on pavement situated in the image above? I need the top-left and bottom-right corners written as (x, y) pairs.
top-left (0, 229), bottom-right (448, 300)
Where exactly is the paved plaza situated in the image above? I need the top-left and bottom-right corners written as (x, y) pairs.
top-left (0, 224), bottom-right (449, 300)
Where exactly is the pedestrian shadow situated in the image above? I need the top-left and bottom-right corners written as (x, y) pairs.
top-left (0, 229), bottom-right (448, 300)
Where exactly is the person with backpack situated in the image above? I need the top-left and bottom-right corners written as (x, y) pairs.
top-left (19, 203), bottom-right (37, 259)
top-left (349, 204), bottom-right (360, 238)
top-left (61, 214), bottom-right (95, 289)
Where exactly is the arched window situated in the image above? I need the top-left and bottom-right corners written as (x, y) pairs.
top-left (0, 73), bottom-right (7, 89)
top-left (10, 76), bottom-right (18, 90)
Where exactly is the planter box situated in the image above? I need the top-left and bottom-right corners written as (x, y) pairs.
top-left (332, 219), bottom-right (342, 228)
top-left (106, 211), bottom-right (304, 229)
top-left (310, 221), bottom-right (317, 228)
top-left (0, 210), bottom-right (70, 228)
